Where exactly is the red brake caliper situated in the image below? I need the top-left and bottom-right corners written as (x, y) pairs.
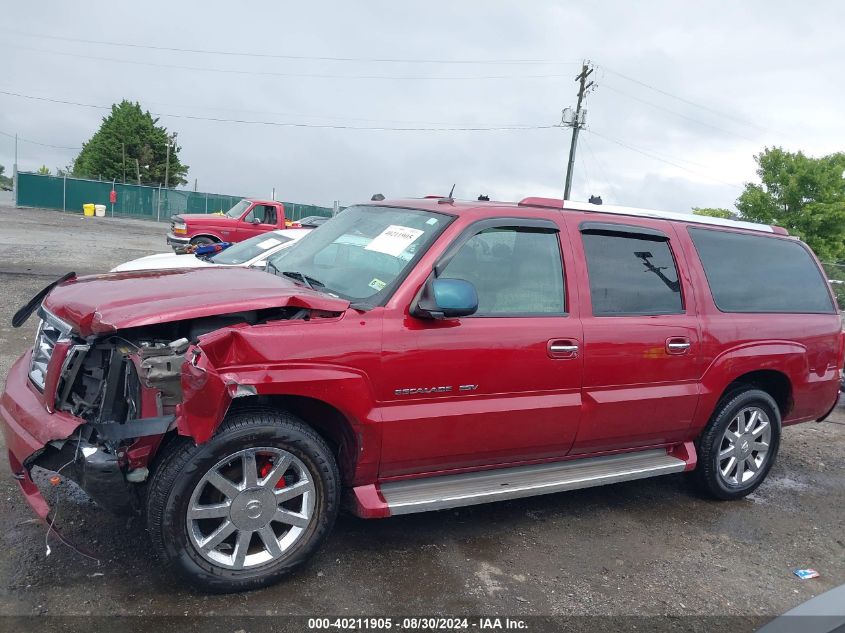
top-left (259, 459), bottom-right (286, 489)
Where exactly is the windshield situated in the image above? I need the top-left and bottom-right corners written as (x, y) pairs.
top-left (224, 199), bottom-right (250, 219)
top-left (265, 205), bottom-right (450, 302)
top-left (208, 231), bottom-right (294, 265)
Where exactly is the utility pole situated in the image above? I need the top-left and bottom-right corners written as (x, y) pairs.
top-left (563, 60), bottom-right (595, 201)
top-left (135, 158), bottom-right (141, 185)
top-left (12, 133), bottom-right (18, 197)
top-left (164, 139), bottom-right (171, 189)
top-left (122, 142), bottom-right (126, 184)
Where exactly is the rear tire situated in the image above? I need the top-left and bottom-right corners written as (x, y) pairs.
top-left (146, 410), bottom-right (340, 592)
top-left (693, 388), bottom-right (781, 500)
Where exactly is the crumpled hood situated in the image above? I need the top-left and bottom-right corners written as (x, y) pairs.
top-left (42, 267), bottom-right (350, 336)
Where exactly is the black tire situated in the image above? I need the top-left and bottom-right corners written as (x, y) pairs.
top-left (693, 388), bottom-right (781, 500)
top-left (189, 236), bottom-right (216, 246)
top-left (146, 410), bottom-right (340, 592)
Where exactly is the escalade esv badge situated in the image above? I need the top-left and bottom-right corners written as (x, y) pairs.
top-left (394, 384), bottom-right (478, 396)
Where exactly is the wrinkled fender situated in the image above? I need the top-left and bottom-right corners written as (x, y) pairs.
top-left (177, 351), bottom-right (378, 445)
top-left (692, 340), bottom-right (808, 430)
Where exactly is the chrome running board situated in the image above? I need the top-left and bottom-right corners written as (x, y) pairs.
top-left (380, 449), bottom-right (687, 515)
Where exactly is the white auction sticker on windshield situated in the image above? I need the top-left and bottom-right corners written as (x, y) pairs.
top-left (365, 225), bottom-right (424, 257)
top-left (257, 237), bottom-right (282, 250)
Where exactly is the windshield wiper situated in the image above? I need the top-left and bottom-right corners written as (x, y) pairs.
top-left (282, 271), bottom-right (325, 290)
top-left (266, 258), bottom-right (280, 276)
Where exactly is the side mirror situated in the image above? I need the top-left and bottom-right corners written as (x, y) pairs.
top-left (412, 278), bottom-right (478, 320)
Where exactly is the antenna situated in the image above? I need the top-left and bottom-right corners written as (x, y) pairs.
top-left (439, 184), bottom-right (456, 204)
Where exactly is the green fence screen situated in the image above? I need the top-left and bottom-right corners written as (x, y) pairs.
top-left (15, 172), bottom-right (334, 222)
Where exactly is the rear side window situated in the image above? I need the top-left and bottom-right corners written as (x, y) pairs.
top-left (581, 230), bottom-right (683, 316)
top-left (689, 228), bottom-right (834, 313)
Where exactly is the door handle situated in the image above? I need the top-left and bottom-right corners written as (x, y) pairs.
top-left (548, 340), bottom-right (579, 359)
top-left (666, 337), bottom-right (691, 355)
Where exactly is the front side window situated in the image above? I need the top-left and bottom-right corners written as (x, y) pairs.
top-left (689, 228), bottom-right (835, 313)
top-left (582, 229), bottom-right (683, 316)
top-left (439, 226), bottom-right (565, 316)
top-left (266, 205), bottom-right (451, 303)
top-left (208, 231), bottom-right (293, 265)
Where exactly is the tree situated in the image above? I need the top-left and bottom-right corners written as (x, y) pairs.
top-left (693, 207), bottom-right (735, 219)
top-left (73, 100), bottom-right (189, 187)
top-left (37, 165), bottom-right (51, 175)
top-left (0, 164), bottom-right (10, 189)
top-left (736, 147), bottom-right (845, 261)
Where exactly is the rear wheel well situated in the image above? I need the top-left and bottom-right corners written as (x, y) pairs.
top-left (226, 395), bottom-right (358, 482)
top-left (721, 370), bottom-right (792, 418)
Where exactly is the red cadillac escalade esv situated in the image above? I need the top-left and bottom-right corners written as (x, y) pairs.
top-left (2, 196), bottom-right (841, 592)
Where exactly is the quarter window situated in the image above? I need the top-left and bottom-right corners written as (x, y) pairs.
top-left (439, 227), bottom-right (565, 316)
top-left (582, 230), bottom-right (683, 316)
top-left (689, 228), bottom-right (834, 313)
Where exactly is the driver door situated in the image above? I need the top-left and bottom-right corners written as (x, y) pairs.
top-left (238, 204), bottom-right (277, 239)
top-left (377, 218), bottom-right (583, 478)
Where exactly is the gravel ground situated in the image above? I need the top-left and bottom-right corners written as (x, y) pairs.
top-left (0, 204), bottom-right (843, 624)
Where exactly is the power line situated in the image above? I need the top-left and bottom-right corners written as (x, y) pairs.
top-left (600, 65), bottom-right (766, 131)
top-left (0, 88), bottom-right (558, 132)
top-left (577, 140), bottom-right (595, 198)
top-left (600, 83), bottom-right (758, 142)
top-left (11, 45), bottom-right (572, 81)
top-left (581, 134), bottom-right (621, 202)
top-left (2, 27), bottom-right (576, 66)
top-left (585, 129), bottom-right (740, 186)
top-left (0, 128), bottom-right (79, 150)
top-left (137, 98), bottom-right (531, 128)
top-left (0, 85), bottom-right (540, 128)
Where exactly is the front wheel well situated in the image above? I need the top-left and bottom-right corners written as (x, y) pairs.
top-left (226, 395), bottom-right (358, 482)
top-left (190, 234), bottom-right (220, 243)
top-left (720, 370), bottom-right (793, 418)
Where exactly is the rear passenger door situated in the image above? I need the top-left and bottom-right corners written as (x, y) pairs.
top-left (565, 217), bottom-right (702, 454)
top-left (378, 217), bottom-right (583, 477)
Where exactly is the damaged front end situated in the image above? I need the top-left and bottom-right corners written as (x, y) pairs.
top-left (17, 303), bottom-right (326, 516)
top-left (25, 311), bottom-right (188, 514)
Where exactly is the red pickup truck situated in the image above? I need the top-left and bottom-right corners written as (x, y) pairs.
top-left (2, 196), bottom-right (841, 592)
top-left (167, 199), bottom-right (287, 251)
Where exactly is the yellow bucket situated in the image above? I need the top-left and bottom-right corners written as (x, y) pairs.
top-left (83, 203), bottom-right (96, 217)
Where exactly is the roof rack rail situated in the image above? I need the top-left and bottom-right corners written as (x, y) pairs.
top-left (517, 197), bottom-right (788, 235)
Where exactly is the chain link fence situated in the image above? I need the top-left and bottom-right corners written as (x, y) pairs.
top-left (14, 172), bottom-right (334, 222)
top-left (821, 262), bottom-right (845, 311)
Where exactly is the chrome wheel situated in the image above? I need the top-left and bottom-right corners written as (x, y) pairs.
top-left (186, 447), bottom-right (315, 570)
top-left (717, 406), bottom-right (772, 487)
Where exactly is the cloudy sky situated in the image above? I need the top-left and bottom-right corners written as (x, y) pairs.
top-left (0, 1), bottom-right (842, 211)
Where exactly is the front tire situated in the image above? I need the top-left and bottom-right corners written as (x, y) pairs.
top-left (190, 236), bottom-right (216, 246)
top-left (693, 388), bottom-right (781, 500)
top-left (146, 410), bottom-right (340, 592)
